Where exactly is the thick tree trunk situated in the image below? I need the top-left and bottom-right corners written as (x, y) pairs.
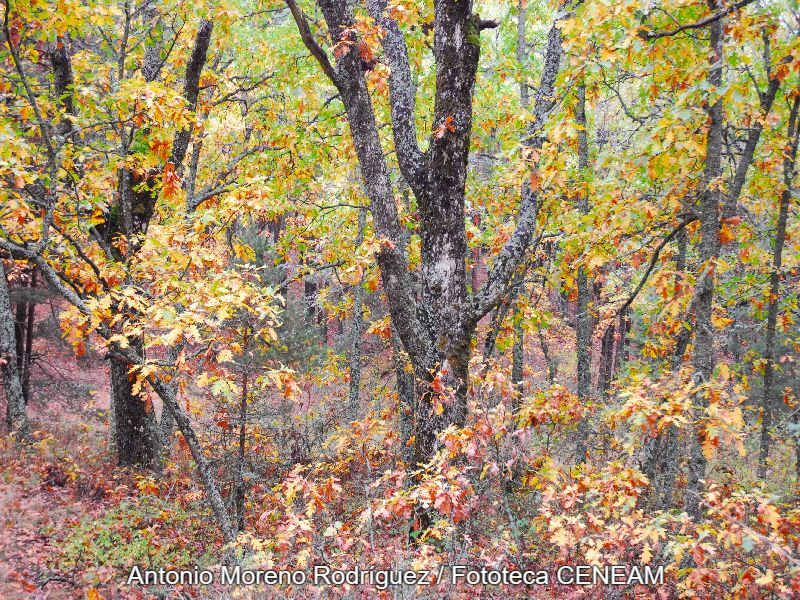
top-left (1, 262), bottom-right (29, 440)
top-left (286, 1), bottom-right (562, 540)
top-left (758, 96), bottom-right (799, 479)
top-left (112, 340), bottom-right (158, 469)
top-left (109, 19), bottom-right (213, 470)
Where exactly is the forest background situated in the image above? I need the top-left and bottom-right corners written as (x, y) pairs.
top-left (1, 0), bottom-right (800, 597)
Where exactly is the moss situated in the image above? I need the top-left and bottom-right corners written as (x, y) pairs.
top-left (466, 18), bottom-right (481, 48)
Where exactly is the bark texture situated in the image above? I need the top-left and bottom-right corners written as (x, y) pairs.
top-left (574, 84), bottom-right (593, 463)
top-left (107, 19), bottom-right (214, 469)
top-left (285, 0), bottom-right (563, 538)
top-left (685, 6), bottom-right (724, 519)
top-left (0, 262), bottom-right (29, 439)
top-left (758, 96), bottom-right (800, 478)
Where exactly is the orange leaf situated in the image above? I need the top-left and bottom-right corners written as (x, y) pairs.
top-left (162, 162), bottom-right (181, 200)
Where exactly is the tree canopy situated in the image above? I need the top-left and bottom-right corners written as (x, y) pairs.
top-left (0, 0), bottom-right (799, 597)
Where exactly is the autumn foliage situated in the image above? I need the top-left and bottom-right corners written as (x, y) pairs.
top-left (0, 0), bottom-right (799, 598)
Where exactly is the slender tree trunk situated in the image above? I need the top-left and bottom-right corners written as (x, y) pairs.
top-left (512, 306), bottom-right (524, 406)
top-left (758, 96), bottom-right (799, 479)
top-left (392, 326), bottom-right (416, 465)
top-left (234, 368), bottom-right (248, 531)
top-left (599, 321), bottom-right (615, 396)
top-left (538, 330), bottom-right (556, 384)
top-left (794, 403), bottom-right (800, 490)
top-left (20, 268), bottom-right (35, 403)
top-left (13, 267), bottom-right (36, 405)
top-left (516, 0), bottom-right (529, 108)
top-left (348, 208), bottom-right (366, 412)
top-left (685, 6), bottom-right (724, 519)
top-left (1, 262), bottom-right (29, 440)
top-left (509, 0), bottom-right (528, 410)
top-left (574, 84), bottom-right (593, 463)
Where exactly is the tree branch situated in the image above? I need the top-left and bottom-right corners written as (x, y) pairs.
top-left (0, 236), bottom-right (237, 542)
top-left (638, 0), bottom-right (757, 41)
top-left (616, 216), bottom-right (696, 317)
top-left (366, 0), bottom-right (426, 191)
top-left (472, 18), bottom-right (563, 322)
top-left (285, 0), bottom-right (340, 86)
top-left (171, 19), bottom-right (214, 173)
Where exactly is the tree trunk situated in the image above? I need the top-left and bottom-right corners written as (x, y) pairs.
top-left (685, 5), bottom-right (724, 519)
top-left (599, 321), bottom-right (615, 397)
top-left (1, 262), bottom-right (29, 440)
top-left (509, 0), bottom-right (528, 410)
top-left (108, 19), bottom-right (213, 470)
top-left (512, 306), bottom-right (524, 406)
top-left (758, 96), bottom-right (799, 479)
top-left (348, 208), bottom-right (366, 412)
top-left (13, 266), bottom-right (36, 405)
top-left (574, 84), bottom-right (593, 463)
top-left (538, 330), bottom-right (556, 384)
top-left (392, 326), bottom-right (416, 466)
top-left (112, 339), bottom-right (158, 469)
top-left (234, 369), bottom-right (248, 531)
top-left (286, 0), bottom-right (563, 539)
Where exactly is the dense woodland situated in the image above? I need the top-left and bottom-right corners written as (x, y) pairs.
top-left (0, 0), bottom-right (799, 597)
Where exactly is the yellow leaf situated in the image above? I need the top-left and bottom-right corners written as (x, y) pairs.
top-left (755, 569), bottom-right (774, 586)
top-left (717, 363), bottom-right (730, 380)
top-left (641, 543), bottom-right (653, 564)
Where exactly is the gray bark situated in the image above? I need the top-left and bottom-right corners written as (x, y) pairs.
top-left (512, 307), bottom-right (524, 405)
top-left (111, 342), bottom-right (158, 469)
top-left (510, 0), bottom-right (528, 409)
top-left (574, 84), bottom-right (593, 463)
top-left (723, 30), bottom-right (782, 219)
top-left (171, 20), bottom-right (214, 173)
top-left (685, 4), bottom-right (724, 519)
top-left (49, 37), bottom-right (75, 138)
top-left (392, 325), bottom-right (416, 466)
top-left (13, 267), bottom-right (36, 405)
top-left (0, 262), bottom-right (29, 440)
top-left (758, 96), bottom-right (799, 479)
top-left (285, 1), bottom-right (564, 523)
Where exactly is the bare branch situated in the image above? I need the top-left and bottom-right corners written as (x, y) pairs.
top-left (285, 0), bottom-right (340, 86)
top-left (639, 0), bottom-right (757, 41)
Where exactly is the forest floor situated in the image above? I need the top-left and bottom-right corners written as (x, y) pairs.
top-left (0, 299), bottom-right (140, 599)
top-left (0, 296), bottom-right (580, 599)
top-left (0, 466), bottom-right (88, 599)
